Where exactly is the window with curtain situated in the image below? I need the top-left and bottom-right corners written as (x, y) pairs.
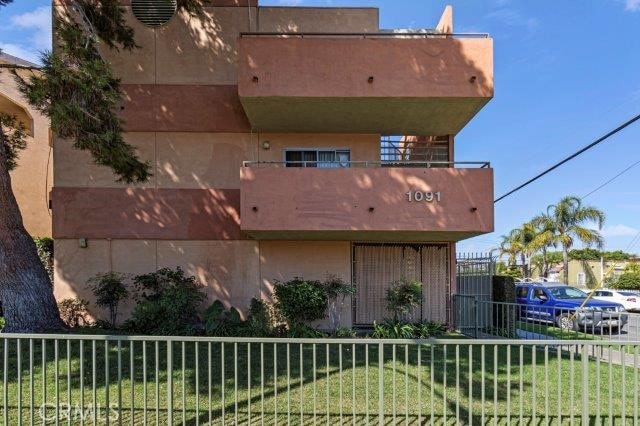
top-left (285, 149), bottom-right (350, 168)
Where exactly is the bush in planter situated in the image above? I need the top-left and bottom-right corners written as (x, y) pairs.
top-left (385, 278), bottom-right (422, 321)
top-left (124, 267), bottom-right (206, 335)
top-left (88, 272), bottom-right (129, 328)
top-left (370, 319), bottom-right (446, 339)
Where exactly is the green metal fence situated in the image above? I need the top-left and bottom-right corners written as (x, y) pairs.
top-left (1, 334), bottom-right (639, 424)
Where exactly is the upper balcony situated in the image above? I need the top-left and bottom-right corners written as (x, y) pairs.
top-left (237, 32), bottom-right (493, 135)
top-left (240, 160), bottom-right (494, 242)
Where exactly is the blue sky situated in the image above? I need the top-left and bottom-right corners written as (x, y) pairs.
top-left (2, 0), bottom-right (640, 254)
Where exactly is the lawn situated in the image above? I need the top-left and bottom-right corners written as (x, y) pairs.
top-left (1, 337), bottom-right (639, 424)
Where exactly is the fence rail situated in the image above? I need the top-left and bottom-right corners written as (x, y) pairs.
top-left (453, 296), bottom-right (640, 342)
top-left (241, 160), bottom-right (491, 168)
top-left (1, 334), bottom-right (639, 424)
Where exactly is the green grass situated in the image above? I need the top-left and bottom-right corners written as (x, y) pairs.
top-left (516, 321), bottom-right (603, 340)
top-left (1, 338), bottom-right (639, 424)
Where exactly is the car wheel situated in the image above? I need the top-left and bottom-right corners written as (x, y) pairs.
top-left (555, 314), bottom-right (577, 332)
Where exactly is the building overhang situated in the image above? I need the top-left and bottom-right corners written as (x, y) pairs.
top-left (238, 34), bottom-right (493, 134)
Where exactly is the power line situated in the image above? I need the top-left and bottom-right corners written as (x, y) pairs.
top-left (582, 159), bottom-right (640, 199)
top-left (494, 112), bottom-right (640, 203)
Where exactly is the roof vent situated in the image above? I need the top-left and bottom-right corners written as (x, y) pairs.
top-left (131, 0), bottom-right (177, 28)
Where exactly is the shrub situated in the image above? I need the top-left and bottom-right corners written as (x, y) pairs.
top-left (88, 272), bottom-right (129, 328)
top-left (385, 278), bottom-right (422, 321)
top-left (287, 322), bottom-right (326, 338)
top-left (0, 317), bottom-right (5, 330)
top-left (34, 237), bottom-right (54, 282)
top-left (335, 326), bottom-right (357, 338)
top-left (413, 321), bottom-right (446, 338)
top-left (274, 278), bottom-right (328, 324)
top-left (370, 319), bottom-right (446, 339)
top-left (204, 300), bottom-right (244, 337)
top-left (610, 272), bottom-right (640, 290)
top-left (371, 320), bottom-right (414, 339)
top-left (124, 268), bottom-right (206, 335)
top-left (204, 298), bottom-right (282, 337)
top-left (58, 298), bottom-right (90, 327)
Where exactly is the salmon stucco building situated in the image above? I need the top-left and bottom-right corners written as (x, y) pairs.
top-left (51, 1), bottom-right (495, 327)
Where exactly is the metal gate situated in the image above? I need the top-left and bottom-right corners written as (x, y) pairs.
top-left (453, 252), bottom-right (495, 336)
top-left (352, 243), bottom-right (449, 326)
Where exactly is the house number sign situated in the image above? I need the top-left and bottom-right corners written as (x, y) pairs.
top-left (405, 191), bottom-right (441, 202)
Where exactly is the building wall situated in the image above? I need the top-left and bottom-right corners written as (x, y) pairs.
top-left (0, 64), bottom-right (52, 237)
top-left (51, 3), bottom-right (383, 327)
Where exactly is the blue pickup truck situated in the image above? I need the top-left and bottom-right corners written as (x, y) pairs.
top-left (515, 282), bottom-right (628, 331)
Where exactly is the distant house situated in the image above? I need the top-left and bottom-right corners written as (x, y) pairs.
top-left (0, 53), bottom-right (52, 237)
top-left (534, 258), bottom-right (640, 288)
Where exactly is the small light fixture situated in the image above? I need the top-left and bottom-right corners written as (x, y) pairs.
top-left (252, 206), bottom-right (258, 212)
top-left (79, 238), bottom-right (88, 248)
top-left (368, 207), bottom-right (375, 213)
top-left (368, 76), bottom-right (374, 83)
top-left (261, 140), bottom-right (271, 150)
top-left (252, 75), bottom-right (259, 83)
top-left (469, 75), bottom-right (477, 83)
top-left (470, 207), bottom-right (478, 212)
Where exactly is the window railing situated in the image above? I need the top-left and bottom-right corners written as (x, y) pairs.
top-left (242, 160), bottom-right (491, 168)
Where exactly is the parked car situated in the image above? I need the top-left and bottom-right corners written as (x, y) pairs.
top-left (589, 288), bottom-right (640, 312)
top-left (515, 282), bottom-right (628, 331)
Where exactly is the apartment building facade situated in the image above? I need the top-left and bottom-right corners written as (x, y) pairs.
top-left (52, 0), bottom-right (494, 327)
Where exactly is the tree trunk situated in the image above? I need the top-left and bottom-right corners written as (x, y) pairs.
top-left (520, 253), bottom-right (528, 278)
top-left (542, 247), bottom-right (548, 278)
top-left (562, 246), bottom-right (569, 285)
top-left (0, 127), bottom-right (64, 332)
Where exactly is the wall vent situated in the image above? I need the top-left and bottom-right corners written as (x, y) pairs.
top-left (131, 0), bottom-right (177, 28)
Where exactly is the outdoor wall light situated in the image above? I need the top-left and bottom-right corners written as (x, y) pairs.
top-left (261, 141), bottom-right (271, 150)
top-left (252, 75), bottom-right (259, 83)
top-left (252, 206), bottom-right (259, 212)
top-left (368, 76), bottom-right (374, 83)
top-left (368, 207), bottom-right (375, 212)
top-left (79, 238), bottom-right (88, 248)
top-left (470, 207), bottom-right (478, 212)
top-left (469, 75), bottom-right (477, 83)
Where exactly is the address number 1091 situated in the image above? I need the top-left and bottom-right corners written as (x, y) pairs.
top-left (405, 191), bottom-right (441, 202)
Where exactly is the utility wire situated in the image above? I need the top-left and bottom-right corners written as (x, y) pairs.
top-left (494, 112), bottom-right (640, 203)
top-left (582, 159), bottom-right (640, 199)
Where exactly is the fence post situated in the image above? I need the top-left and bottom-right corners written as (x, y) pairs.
top-left (582, 344), bottom-right (589, 425)
top-left (379, 343), bottom-right (384, 424)
top-left (473, 297), bottom-right (479, 338)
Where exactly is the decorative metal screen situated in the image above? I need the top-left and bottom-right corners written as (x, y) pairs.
top-left (353, 243), bottom-right (449, 325)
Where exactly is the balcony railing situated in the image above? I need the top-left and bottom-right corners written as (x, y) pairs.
top-left (242, 160), bottom-right (491, 168)
top-left (239, 31), bottom-right (490, 39)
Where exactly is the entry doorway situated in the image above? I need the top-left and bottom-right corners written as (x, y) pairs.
top-left (352, 243), bottom-right (450, 326)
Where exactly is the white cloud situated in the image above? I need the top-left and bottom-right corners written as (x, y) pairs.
top-left (485, 8), bottom-right (539, 31)
top-left (10, 6), bottom-right (52, 50)
top-left (602, 224), bottom-right (639, 237)
top-left (0, 42), bottom-right (41, 64)
top-left (626, 0), bottom-right (640, 11)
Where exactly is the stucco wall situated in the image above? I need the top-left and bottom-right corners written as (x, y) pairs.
top-left (1, 67), bottom-right (52, 237)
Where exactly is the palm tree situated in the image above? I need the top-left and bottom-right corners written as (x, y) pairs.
top-left (546, 196), bottom-right (605, 284)
top-left (500, 223), bottom-right (537, 278)
top-left (530, 213), bottom-right (559, 278)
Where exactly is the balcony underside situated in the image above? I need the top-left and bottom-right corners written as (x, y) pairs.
top-left (239, 36), bottom-right (493, 134)
top-left (242, 229), bottom-right (487, 242)
top-left (239, 96), bottom-right (490, 134)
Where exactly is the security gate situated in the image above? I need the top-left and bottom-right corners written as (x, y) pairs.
top-left (352, 243), bottom-right (450, 326)
top-left (453, 252), bottom-right (495, 336)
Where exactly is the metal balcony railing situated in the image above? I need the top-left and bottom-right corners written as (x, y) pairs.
top-left (242, 160), bottom-right (490, 168)
top-left (239, 32), bottom-right (490, 39)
